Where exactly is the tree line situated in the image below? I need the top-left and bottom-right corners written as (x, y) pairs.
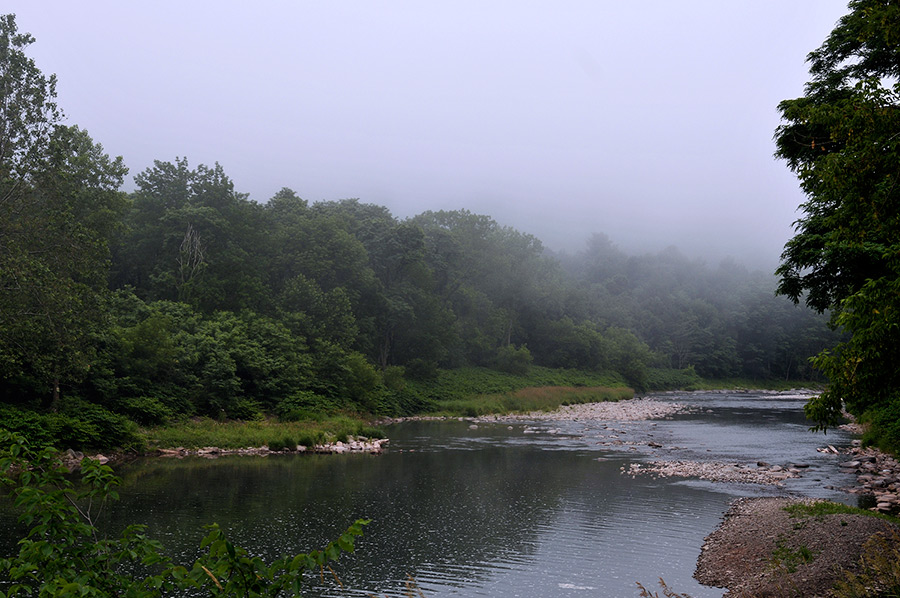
top-left (0, 13), bottom-right (838, 449)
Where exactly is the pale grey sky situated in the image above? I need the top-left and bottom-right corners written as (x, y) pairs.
top-left (8, 2), bottom-right (850, 266)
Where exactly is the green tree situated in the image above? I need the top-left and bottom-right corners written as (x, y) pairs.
top-left (0, 16), bottom-right (127, 408)
top-left (0, 14), bottom-right (60, 188)
top-left (774, 0), bottom-right (900, 447)
top-left (114, 159), bottom-right (269, 312)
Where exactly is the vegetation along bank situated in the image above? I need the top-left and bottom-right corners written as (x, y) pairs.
top-left (4, 0), bottom-right (900, 595)
top-left (0, 9), bottom-right (841, 454)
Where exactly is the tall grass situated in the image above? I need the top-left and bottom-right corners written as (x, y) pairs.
top-left (432, 385), bottom-right (633, 417)
top-left (407, 366), bottom-right (627, 404)
top-left (141, 416), bottom-right (385, 450)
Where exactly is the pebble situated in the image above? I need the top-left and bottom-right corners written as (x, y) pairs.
top-left (627, 460), bottom-right (799, 486)
top-left (156, 437), bottom-right (390, 458)
top-left (839, 445), bottom-right (900, 513)
top-left (477, 398), bottom-right (689, 423)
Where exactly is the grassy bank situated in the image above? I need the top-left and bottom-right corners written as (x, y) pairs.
top-left (136, 366), bottom-right (819, 450)
top-left (406, 366), bottom-right (627, 402)
top-left (138, 367), bottom-right (632, 450)
top-left (430, 385), bottom-right (633, 417)
top-left (2, 365), bottom-right (823, 454)
top-left (141, 415), bottom-right (385, 451)
top-left (644, 367), bottom-right (824, 393)
top-left (687, 379), bottom-right (826, 392)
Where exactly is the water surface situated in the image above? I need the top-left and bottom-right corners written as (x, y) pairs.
top-left (1, 391), bottom-right (859, 597)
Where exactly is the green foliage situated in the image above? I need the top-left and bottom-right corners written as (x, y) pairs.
top-left (382, 365), bottom-right (407, 390)
top-left (0, 431), bottom-right (371, 597)
top-left (833, 532), bottom-right (900, 598)
top-left (784, 500), bottom-right (900, 525)
top-left (860, 400), bottom-right (900, 454)
top-left (404, 358), bottom-right (439, 381)
top-left (120, 396), bottom-right (170, 427)
top-left (493, 344), bottom-right (533, 376)
top-left (140, 416), bottom-right (384, 450)
top-left (0, 14), bottom-right (128, 408)
top-left (266, 435), bottom-right (296, 452)
top-left (774, 0), bottom-right (900, 443)
top-left (276, 390), bottom-right (332, 421)
top-left (645, 367), bottom-right (703, 391)
top-left (433, 386), bottom-right (632, 418)
top-left (0, 10), bottom-right (841, 448)
top-left (295, 430), bottom-right (326, 449)
top-left (0, 404), bottom-right (141, 452)
top-left (771, 541), bottom-right (815, 574)
top-left (405, 366), bottom-right (626, 405)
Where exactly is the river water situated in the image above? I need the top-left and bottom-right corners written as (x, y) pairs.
top-left (1, 391), bottom-right (861, 597)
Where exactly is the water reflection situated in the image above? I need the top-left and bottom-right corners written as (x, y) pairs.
top-left (0, 392), bottom-right (861, 597)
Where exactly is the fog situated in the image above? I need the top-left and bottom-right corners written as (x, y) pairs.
top-left (7, 1), bottom-right (850, 268)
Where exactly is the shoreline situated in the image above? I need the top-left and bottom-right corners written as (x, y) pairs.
top-left (59, 393), bottom-right (900, 596)
top-left (63, 436), bottom-right (389, 469)
top-left (695, 497), bottom-right (900, 597)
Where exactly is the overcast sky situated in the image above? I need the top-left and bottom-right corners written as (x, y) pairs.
top-left (8, 2), bottom-right (850, 267)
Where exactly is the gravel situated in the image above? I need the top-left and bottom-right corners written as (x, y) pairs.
top-left (475, 397), bottom-right (688, 422)
top-left (695, 497), bottom-right (900, 597)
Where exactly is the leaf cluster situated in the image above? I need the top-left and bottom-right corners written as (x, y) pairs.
top-left (0, 430), bottom-right (369, 597)
top-left (774, 0), bottom-right (900, 446)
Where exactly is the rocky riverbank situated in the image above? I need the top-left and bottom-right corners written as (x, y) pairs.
top-left (695, 497), bottom-right (900, 597)
top-left (380, 397), bottom-right (690, 426)
top-left (623, 439), bottom-right (900, 515)
top-left (626, 459), bottom-right (803, 486)
top-left (476, 397), bottom-right (690, 422)
top-left (154, 436), bottom-right (389, 458)
top-left (62, 437), bottom-right (389, 468)
top-left (837, 442), bottom-right (900, 513)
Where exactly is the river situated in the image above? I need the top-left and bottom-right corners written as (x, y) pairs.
top-left (0, 391), bottom-right (860, 597)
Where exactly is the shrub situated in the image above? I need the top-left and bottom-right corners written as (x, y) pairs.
top-left (122, 395), bottom-right (170, 426)
top-left (382, 365), bottom-right (406, 391)
top-left (493, 345), bottom-right (533, 376)
top-left (296, 430), bottom-right (326, 449)
top-left (277, 390), bottom-right (332, 421)
top-left (861, 400), bottom-right (900, 454)
top-left (404, 358), bottom-right (439, 381)
top-left (267, 435), bottom-right (296, 452)
top-left (833, 532), bottom-right (900, 598)
top-left (223, 397), bottom-right (263, 421)
top-left (0, 405), bottom-right (55, 447)
top-left (645, 367), bottom-right (703, 391)
top-left (0, 431), bottom-right (370, 596)
top-left (23, 399), bottom-right (145, 451)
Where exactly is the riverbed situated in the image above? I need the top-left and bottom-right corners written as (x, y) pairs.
top-left (0, 391), bottom-right (860, 597)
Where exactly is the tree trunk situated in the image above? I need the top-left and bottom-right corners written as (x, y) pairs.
top-left (50, 377), bottom-right (60, 412)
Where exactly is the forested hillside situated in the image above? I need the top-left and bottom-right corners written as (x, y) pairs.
top-left (0, 14), bottom-right (837, 450)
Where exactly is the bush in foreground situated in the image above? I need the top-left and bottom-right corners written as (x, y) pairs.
top-left (0, 431), bottom-right (368, 596)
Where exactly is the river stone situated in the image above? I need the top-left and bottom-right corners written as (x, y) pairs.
top-left (876, 502), bottom-right (893, 511)
top-left (840, 461), bottom-right (861, 468)
top-left (791, 463), bottom-right (811, 468)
